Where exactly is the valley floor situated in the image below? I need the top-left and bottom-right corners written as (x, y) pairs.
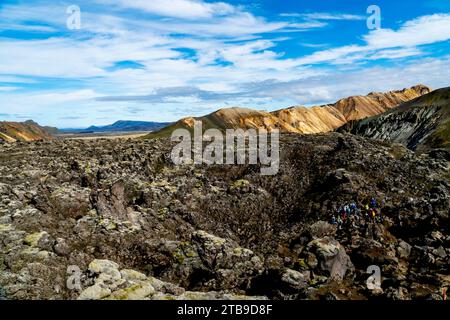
top-left (56, 131), bottom-right (151, 140)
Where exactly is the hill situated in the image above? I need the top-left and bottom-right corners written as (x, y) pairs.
top-left (0, 120), bottom-right (54, 142)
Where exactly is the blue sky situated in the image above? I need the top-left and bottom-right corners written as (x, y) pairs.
top-left (0, 0), bottom-right (449, 127)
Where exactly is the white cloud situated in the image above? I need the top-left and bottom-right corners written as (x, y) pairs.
top-left (296, 45), bottom-right (364, 65)
top-left (295, 14), bottom-right (450, 66)
top-left (0, 89), bottom-right (102, 125)
top-left (31, 89), bottom-right (100, 104)
top-left (368, 48), bottom-right (423, 60)
top-left (0, 3), bottom-right (66, 31)
top-left (364, 14), bottom-right (450, 48)
top-left (100, 0), bottom-right (236, 19)
top-left (2, 55), bottom-right (449, 127)
top-left (0, 39), bottom-right (105, 78)
top-left (281, 12), bottom-right (365, 21)
top-left (0, 86), bottom-right (20, 92)
top-left (0, 34), bottom-right (180, 78)
top-left (0, 76), bottom-right (36, 83)
top-left (138, 12), bottom-right (314, 37)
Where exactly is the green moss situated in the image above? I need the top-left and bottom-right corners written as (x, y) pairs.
top-left (424, 118), bottom-right (450, 150)
top-left (389, 145), bottom-right (408, 160)
top-left (195, 180), bottom-right (203, 188)
top-left (106, 284), bottom-right (150, 300)
top-left (231, 179), bottom-right (250, 189)
top-left (297, 258), bottom-right (308, 270)
top-left (0, 224), bottom-right (13, 233)
top-left (185, 250), bottom-right (197, 258)
top-left (24, 231), bottom-right (47, 247)
top-left (309, 276), bottom-right (327, 286)
top-left (153, 294), bottom-right (177, 300)
top-left (20, 247), bottom-right (51, 260)
top-left (173, 250), bottom-right (185, 264)
top-left (442, 171), bottom-right (450, 184)
top-left (157, 207), bottom-right (169, 219)
top-left (99, 219), bottom-right (117, 231)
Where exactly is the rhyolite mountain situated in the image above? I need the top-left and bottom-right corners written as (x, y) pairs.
top-left (61, 120), bottom-right (172, 133)
top-left (146, 85), bottom-right (431, 138)
top-left (338, 86), bottom-right (450, 153)
top-left (0, 120), bottom-right (55, 142)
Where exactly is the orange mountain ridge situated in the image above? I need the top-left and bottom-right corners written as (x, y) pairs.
top-left (147, 84), bottom-right (431, 137)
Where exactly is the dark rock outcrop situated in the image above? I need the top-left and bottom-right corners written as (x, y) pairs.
top-left (338, 87), bottom-right (450, 153)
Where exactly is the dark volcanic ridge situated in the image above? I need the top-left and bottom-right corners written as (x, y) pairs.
top-left (338, 87), bottom-right (450, 153)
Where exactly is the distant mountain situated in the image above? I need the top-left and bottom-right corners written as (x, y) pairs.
top-left (0, 120), bottom-right (54, 142)
top-left (146, 85), bottom-right (431, 138)
top-left (338, 86), bottom-right (450, 153)
top-left (41, 125), bottom-right (60, 135)
top-left (61, 120), bottom-right (172, 133)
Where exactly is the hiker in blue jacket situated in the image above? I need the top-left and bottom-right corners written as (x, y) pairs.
top-left (370, 198), bottom-right (377, 208)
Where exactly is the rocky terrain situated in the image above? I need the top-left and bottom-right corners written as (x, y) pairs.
top-left (0, 120), bottom-right (55, 142)
top-left (0, 133), bottom-right (448, 300)
top-left (339, 87), bottom-right (450, 153)
top-left (147, 85), bottom-right (430, 138)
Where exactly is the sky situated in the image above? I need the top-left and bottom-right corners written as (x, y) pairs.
top-left (0, 0), bottom-right (449, 128)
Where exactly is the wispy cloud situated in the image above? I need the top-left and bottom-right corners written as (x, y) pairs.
top-left (0, 113), bottom-right (31, 119)
top-left (0, 86), bottom-right (20, 92)
top-left (280, 12), bottom-right (365, 21)
top-left (59, 115), bottom-right (86, 120)
top-left (98, 0), bottom-right (236, 20)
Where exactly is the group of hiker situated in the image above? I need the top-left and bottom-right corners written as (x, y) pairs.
top-left (330, 197), bottom-right (384, 229)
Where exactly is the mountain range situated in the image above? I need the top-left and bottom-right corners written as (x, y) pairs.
top-left (2, 84), bottom-right (449, 153)
top-left (146, 85), bottom-right (431, 138)
top-left (0, 120), bottom-right (171, 142)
